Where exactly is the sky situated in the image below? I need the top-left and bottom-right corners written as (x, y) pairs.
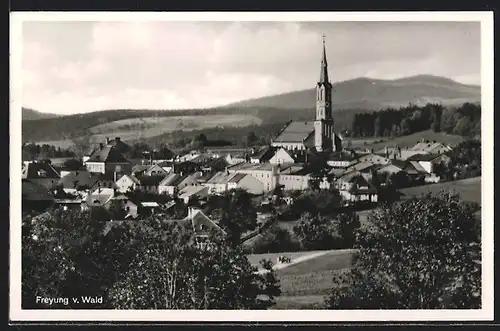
top-left (21, 20), bottom-right (481, 115)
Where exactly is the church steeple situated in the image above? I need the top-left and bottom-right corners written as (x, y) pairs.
top-left (319, 34), bottom-right (329, 84)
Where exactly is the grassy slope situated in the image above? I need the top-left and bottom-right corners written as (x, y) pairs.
top-left (399, 176), bottom-right (481, 205)
top-left (248, 249), bottom-right (355, 309)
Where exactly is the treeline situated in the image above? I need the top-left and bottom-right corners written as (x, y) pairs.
top-left (349, 102), bottom-right (481, 138)
top-left (22, 143), bottom-right (75, 161)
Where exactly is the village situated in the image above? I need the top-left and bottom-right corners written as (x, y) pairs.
top-left (21, 38), bottom-right (465, 250)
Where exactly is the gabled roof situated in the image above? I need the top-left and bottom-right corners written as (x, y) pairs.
top-left (250, 146), bottom-right (277, 160)
top-left (86, 190), bottom-right (114, 207)
top-left (117, 174), bottom-right (141, 185)
top-left (348, 175), bottom-right (378, 194)
top-left (182, 208), bottom-right (227, 236)
top-left (132, 164), bottom-right (149, 174)
top-left (22, 179), bottom-right (54, 201)
top-left (22, 162), bottom-right (60, 179)
top-left (136, 175), bottom-right (166, 187)
top-left (272, 121), bottom-right (314, 143)
top-left (178, 185), bottom-right (208, 199)
top-left (58, 171), bottom-right (102, 189)
top-left (227, 173), bottom-right (247, 184)
top-left (407, 153), bottom-right (443, 162)
top-left (205, 171), bottom-right (233, 185)
top-left (159, 173), bottom-right (186, 187)
top-left (409, 161), bottom-right (429, 174)
top-left (86, 145), bottom-right (130, 163)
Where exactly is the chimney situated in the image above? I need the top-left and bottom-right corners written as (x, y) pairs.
top-left (99, 143), bottom-right (104, 150)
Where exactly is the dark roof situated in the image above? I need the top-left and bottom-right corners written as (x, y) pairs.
top-left (22, 162), bottom-right (60, 179)
top-left (407, 153), bottom-right (443, 162)
top-left (86, 145), bottom-right (130, 163)
top-left (250, 146), bottom-right (276, 160)
top-left (227, 173), bottom-right (247, 184)
top-left (22, 179), bottom-right (54, 201)
top-left (273, 121), bottom-right (314, 143)
top-left (159, 173), bottom-right (188, 187)
top-left (348, 175), bottom-right (378, 194)
top-left (327, 151), bottom-right (357, 162)
top-left (137, 175), bottom-right (167, 186)
top-left (58, 171), bottom-right (102, 189)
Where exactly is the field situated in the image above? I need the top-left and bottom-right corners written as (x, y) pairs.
top-left (247, 249), bottom-right (355, 309)
top-left (36, 114), bottom-right (262, 149)
top-left (347, 130), bottom-right (465, 151)
top-left (399, 176), bottom-right (481, 205)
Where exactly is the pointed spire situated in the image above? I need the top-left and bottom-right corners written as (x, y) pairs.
top-left (319, 34), bottom-right (329, 84)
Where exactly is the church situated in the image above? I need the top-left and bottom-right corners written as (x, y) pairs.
top-left (271, 37), bottom-right (342, 153)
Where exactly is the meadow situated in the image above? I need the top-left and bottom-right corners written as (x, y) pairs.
top-left (247, 249), bottom-right (355, 309)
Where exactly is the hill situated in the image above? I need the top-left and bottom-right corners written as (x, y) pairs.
top-left (21, 75), bottom-right (480, 146)
top-left (224, 75), bottom-right (481, 110)
top-left (399, 177), bottom-right (481, 205)
top-left (22, 107), bottom-right (59, 121)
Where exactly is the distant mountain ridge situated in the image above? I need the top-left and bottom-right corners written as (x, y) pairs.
top-left (222, 74), bottom-right (481, 110)
top-left (22, 107), bottom-right (60, 121)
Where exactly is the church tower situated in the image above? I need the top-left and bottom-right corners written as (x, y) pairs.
top-left (314, 36), bottom-right (340, 153)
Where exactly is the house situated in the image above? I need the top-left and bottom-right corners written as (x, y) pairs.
top-left (58, 171), bottom-right (116, 196)
top-left (277, 164), bottom-right (311, 191)
top-left (115, 174), bottom-right (141, 193)
top-left (183, 207), bottom-right (227, 247)
top-left (201, 157), bottom-right (229, 173)
top-left (407, 153), bottom-right (452, 174)
top-left (227, 163), bottom-right (280, 192)
top-left (135, 175), bottom-right (167, 194)
top-left (411, 141), bottom-right (453, 154)
top-left (339, 174), bottom-right (378, 203)
top-left (204, 171), bottom-right (265, 195)
top-left (225, 153), bottom-right (247, 165)
top-left (326, 151), bottom-right (357, 168)
top-left (22, 161), bottom-right (61, 189)
top-left (138, 201), bottom-right (163, 216)
top-left (156, 161), bottom-right (174, 173)
top-left (85, 143), bottom-right (132, 174)
top-left (110, 194), bottom-right (139, 219)
top-left (355, 153), bottom-right (391, 166)
top-left (131, 164), bottom-right (150, 177)
top-left (83, 187), bottom-right (115, 209)
top-left (269, 148), bottom-right (297, 165)
top-left (178, 185), bottom-right (209, 204)
top-left (84, 137), bottom-right (132, 163)
top-left (227, 173), bottom-right (265, 195)
top-left (249, 146), bottom-right (277, 164)
top-left (22, 179), bottom-right (55, 212)
top-left (158, 173), bottom-right (188, 196)
top-left (343, 162), bottom-right (381, 181)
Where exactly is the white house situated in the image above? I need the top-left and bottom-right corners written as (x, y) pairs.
top-left (115, 174), bottom-right (141, 193)
top-left (269, 148), bottom-right (296, 165)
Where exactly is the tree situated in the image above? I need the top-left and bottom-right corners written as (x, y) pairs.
top-left (453, 117), bottom-right (473, 137)
top-left (107, 217), bottom-right (281, 309)
top-left (22, 209), bottom-right (117, 308)
top-left (205, 189), bottom-right (257, 248)
top-left (246, 131), bottom-right (259, 147)
top-left (374, 116), bottom-right (382, 137)
top-left (337, 212), bottom-right (361, 249)
top-left (250, 225), bottom-right (299, 254)
top-left (293, 212), bottom-right (340, 250)
top-left (400, 118), bottom-right (411, 135)
top-left (326, 193), bottom-right (481, 309)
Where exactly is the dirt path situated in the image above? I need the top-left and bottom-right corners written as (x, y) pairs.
top-left (256, 250), bottom-right (331, 274)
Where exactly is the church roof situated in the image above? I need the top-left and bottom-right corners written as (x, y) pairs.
top-left (272, 121), bottom-right (314, 143)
